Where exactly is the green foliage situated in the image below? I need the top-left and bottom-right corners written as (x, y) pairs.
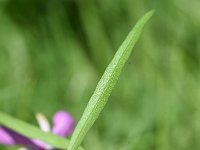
top-left (0, 11), bottom-right (153, 150)
top-left (68, 10), bottom-right (154, 150)
top-left (0, 112), bottom-right (84, 150)
top-left (0, 112), bottom-right (68, 149)
top-left (0, 0), bottom-right (200, 150)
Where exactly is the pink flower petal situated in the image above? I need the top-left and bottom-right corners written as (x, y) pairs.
top-left (0, 126), bottom-right (48, 149)
top-left (0, 126), bottom-right (15, 145)
top-left (0, 126), bottom-right (34, 146)
top-left (52, 111), bottom-right (75, 137)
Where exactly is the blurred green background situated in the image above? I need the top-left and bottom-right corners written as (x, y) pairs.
top-left (0, 0), bottom-right (200, 150)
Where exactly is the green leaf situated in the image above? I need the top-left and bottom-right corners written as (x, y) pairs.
top-left (67, 10), bottom-right (154, 150)
top-left (0, 112), bottom-right (84, 150)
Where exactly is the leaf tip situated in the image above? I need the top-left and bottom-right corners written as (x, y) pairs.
top-left (146, 10), bottom-right (155, 20)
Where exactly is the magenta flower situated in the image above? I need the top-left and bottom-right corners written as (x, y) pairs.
top-left (0, 111), bottom-right (75, 150)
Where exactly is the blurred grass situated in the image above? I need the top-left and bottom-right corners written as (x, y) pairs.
top-left (0, 0), bottom-right (200, 150)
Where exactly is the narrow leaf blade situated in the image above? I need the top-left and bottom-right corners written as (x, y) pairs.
top-left (68, 10), bottom-right (154, 150)
top-left (0, 112), bottom-right (84, 150)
